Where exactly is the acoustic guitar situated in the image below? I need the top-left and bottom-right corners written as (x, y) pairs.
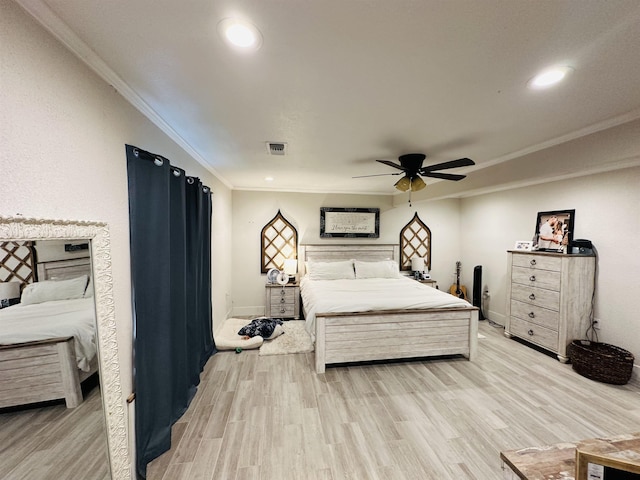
top-left (449, 261), bottom-right (468, 300)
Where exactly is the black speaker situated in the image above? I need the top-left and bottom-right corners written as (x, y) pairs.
top-left (473, 265), bottom-right (486, 320)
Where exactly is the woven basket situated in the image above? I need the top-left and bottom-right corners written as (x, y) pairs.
top-left (569, 340), bottom-right (634, 385)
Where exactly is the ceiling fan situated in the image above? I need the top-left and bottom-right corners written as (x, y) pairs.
top-left (354, 153), bottom-right (475, 192)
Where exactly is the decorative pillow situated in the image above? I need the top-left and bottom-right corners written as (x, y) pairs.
top-left (307, 260), bottom-right (355, 280)
top-left (21, 275), bottom-right (89, 305)
top-left (354, 260), bottom-right (400, 279)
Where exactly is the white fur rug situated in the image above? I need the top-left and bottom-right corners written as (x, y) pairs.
top-left (259, 320), bottom-right (314, 356)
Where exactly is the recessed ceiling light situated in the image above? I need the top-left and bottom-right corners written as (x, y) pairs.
top-left (528, 66), bottom-right (574, 89)
top-left (265, 176), bottom-right (274, 182)
top-left (218, 18), bottom-right (263, 51)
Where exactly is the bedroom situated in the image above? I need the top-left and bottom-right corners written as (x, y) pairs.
top-left (1, 0), bottom-right (639, 478)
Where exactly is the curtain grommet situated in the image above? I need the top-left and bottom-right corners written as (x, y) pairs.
top-left (154, 157), bottom-right (163, 167)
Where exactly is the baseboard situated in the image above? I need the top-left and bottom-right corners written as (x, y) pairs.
top-left (231, 305), bottom-right (264, 317)
top-left (483, 310), bottom-right (506, 327)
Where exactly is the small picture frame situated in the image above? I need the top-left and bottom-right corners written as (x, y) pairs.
top-left (514, 240), bottom-right (533, 251)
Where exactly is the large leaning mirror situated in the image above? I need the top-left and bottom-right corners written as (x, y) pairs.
top-left (0, 216), bottom-right (131, 480)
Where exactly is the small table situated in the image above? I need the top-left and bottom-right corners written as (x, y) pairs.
top-left (416, 278), bottom-right (437, 288)
top-left (500, 433), bottom-right (640, 480)
top-left (265, 282), bottom-right (300, 319)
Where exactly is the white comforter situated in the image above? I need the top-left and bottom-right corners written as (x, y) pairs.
top-left (0, 298), bottom-right (97, 372)
top-left (301, 276), bottom-right (472, 340)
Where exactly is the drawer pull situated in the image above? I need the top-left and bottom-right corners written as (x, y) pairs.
top-left (529, 293), bottom-right (536, 300)
top-left (528, 312), bottom-right (535, 318)
top-left (280, 290), bottom-right (286, 296)
top-left (527, 329), bottom-right (534, 336)
top-left (530, 259), bottom-right (537, 266)
top-left (280, 308), bottom-right (286, 313)
top-left (280, 298), bottom-right (286, 304)
top-left (529, 275), bottom-right (536, 282)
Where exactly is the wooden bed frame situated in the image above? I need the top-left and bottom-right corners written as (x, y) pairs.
top-left (299, 244), bottom-right (478, 373)
top-left (0, 257), bottom-right (97, 409)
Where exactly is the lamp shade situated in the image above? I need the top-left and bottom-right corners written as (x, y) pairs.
top-left (0, 281), bottom-right (21, 300)
top-left (411, 257), bottom-right (425, 272)
top-left (410, 176), bottom-right (426, 191)
top-left (283, 258), bottom-right (298, 275)
top-left (394, 176), bottom-right (411, 192)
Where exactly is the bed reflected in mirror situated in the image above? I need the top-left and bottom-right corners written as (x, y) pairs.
top-left (0, 217), bottom-right (131, 480)
top-left (0, 238), bottom-right (109, 479)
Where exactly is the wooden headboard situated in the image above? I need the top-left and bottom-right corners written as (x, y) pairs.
top-left (37, 258), bottom-right (92, 281)
top-left (299, 244), bottom-right (399, 276)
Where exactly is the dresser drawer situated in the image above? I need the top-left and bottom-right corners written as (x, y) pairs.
top-left (511, 283), bottom-right (560, 311)
top-left (269, 288), bottom-right (296, 302)
top-left (509, 317), bottom-right (558, 351)
top-left (511, 266), bottom-right (561, 291)
top-left (512, 253), bottom-right (562, 272)
top-left (510, 300), bottom-right (559, 331)
top-left (269, 305), bottom-right (296, 317)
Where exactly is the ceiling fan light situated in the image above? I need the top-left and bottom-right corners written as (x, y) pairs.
top-left (411, 176), bottom-right (426, 191)
top-left (394, 176), bottom-right (411, 192)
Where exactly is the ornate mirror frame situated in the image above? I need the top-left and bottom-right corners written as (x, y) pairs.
top-left (0, 216), bottom-right (131, 480)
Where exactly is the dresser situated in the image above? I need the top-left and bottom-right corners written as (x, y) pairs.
top-left (505, 250), bottom-right (595, 362)
top-left (265, 283), bottom-right (300, 319)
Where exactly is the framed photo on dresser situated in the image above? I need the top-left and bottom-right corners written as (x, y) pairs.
top-left (533, 209), bottom-right (575, 252)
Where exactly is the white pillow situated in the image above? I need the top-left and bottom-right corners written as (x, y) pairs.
top-left (308, 260), bottom-right (355, 280)
top-left (21, 275), bottom-right (89, 305)
top-left (354, 260), bottom-right (400, 279)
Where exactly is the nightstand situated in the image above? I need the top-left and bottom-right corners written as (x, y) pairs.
top-left (265, 283), bottom-right (300, 319)
top-left (416, 278), bottom-right (438, 288)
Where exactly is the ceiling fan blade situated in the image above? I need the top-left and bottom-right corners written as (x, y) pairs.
top-left (352, 172), bottom-right (402, 178)
top-left (376, 159), bottom-right (406, 171)
top-left (420, 157), bottom-right (475, 173)
top-left (422, 172), bottom-right (467, 181)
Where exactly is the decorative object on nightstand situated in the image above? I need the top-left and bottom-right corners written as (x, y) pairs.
top-left (266, 268), bottom-right (280, 284)
top-left (265, 282), bottom-right (300, 319)
top-left (504, 249), bottom-right (595, 362)
top-left (283, 258), bottom-right (298, 283)
top-left (0, 281), bottom-right (20, 308)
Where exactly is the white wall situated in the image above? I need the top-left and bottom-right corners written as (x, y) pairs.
top-left (460, 166), bottom-right (640, 364)
top-left (230, 190), bottom-right (461, 316)
top-left (0, 0), bottom-right (232, 442)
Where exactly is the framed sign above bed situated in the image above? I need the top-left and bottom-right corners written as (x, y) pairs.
top-left (320, 207), bottom-right (380, 238)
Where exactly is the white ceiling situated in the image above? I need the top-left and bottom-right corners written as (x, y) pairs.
top-left (18, 0), bottom-right (640, 197)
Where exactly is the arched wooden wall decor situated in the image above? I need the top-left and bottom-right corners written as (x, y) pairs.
top-left (0, 241), bottom-right (36, 286)
top-left (399, 212), bottom-right (431, 271)
top-left (261, 210), bottom-right (298, 273)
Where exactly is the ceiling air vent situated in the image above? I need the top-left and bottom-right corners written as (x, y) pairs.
top-left (266, 142), bottom-right (288, 156)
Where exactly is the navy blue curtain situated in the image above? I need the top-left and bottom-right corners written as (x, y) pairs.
top-left (126, 145), bottom-right (216, 478)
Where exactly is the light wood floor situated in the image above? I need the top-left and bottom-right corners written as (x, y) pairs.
top-left (0, 375), bottom-right (109, 480)
top-left (147, 322), bottom-right (640, 480)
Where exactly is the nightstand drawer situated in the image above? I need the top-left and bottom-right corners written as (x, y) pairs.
top-left (511, 266), bottom-right (560, 291)
top-left (510, 300), bottom-right (559, 331)
top-left (512, 254), bottom-right (562, 272)
top-left (269, 305), bottom-right (296, 317)
top-left (509, 317), bottom-right (558, 351)
top-left (269, 288), bottom-right (295, 302)
top-left (511, 283), bottom-right (560, 311)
